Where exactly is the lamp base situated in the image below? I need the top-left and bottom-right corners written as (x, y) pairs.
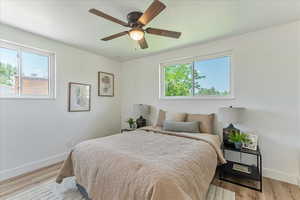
top-left (223, 123), bottom-right (240, 148)
top-left (136, 116), bottom-right (146, 128)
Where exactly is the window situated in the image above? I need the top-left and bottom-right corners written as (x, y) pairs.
top-left (160, 51), bottom-right (232, 99)
top-left (0, 40), bottom-right (55, 98)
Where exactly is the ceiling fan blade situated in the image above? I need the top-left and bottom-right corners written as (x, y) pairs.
top-left (138, 37), bottom-right (148, 49)
top-left (101, 31), bottom-right (128, 41)
top-left (146, 28), bottom-right (181, 38)
top-left (138, 0), bottom-right (166, 26)
top-left (89, 8), bottom-right (129, 27)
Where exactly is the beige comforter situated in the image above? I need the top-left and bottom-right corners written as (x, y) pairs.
top-left (56, 128), bottom-right (226, 200)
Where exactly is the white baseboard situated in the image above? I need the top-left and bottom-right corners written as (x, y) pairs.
top-left (0, 152), bottom-right (68, 182)
top-left (263, 168), bottom-right (299, 185)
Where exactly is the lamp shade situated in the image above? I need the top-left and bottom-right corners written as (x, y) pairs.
top-left (219, 107), bottom-right (245, 124)
top-left (133, 104), bottom-right (150, 117)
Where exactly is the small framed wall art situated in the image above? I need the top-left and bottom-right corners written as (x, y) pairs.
top-left (68, 82), bottom-right (91, 112)
top-left (98, 71), bottom-right (114, 97)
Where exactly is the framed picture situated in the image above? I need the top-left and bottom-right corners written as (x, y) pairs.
top-left (68, 82), bottom-right (91, 112)
top-left (98, 71), bottom-right (114, 97)
top-left (242, 134), bottom-right (259, 151)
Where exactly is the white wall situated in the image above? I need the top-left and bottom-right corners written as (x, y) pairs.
top-left (0, 24), bottom-right (122, 180)
top-left (121, 21), bottom-right (300, 185)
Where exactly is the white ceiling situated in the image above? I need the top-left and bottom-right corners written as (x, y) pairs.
top-left (1, 0), bottom-right (300, 61)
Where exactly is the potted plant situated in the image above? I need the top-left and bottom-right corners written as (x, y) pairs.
top-left (228, 131), bottom-right (250, 150)
top-left (126, 118), bottom-right (136, 129)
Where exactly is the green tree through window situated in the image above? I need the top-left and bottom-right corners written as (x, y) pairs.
top-left (165, 63), bottom-right (192, 96)
top-left (0, 62), bottom-right (17, 86)
top-left (163, 56), bottom-right (230, 97)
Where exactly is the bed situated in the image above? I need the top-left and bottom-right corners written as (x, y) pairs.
top-left (56, 125), bottom-right (225, 200)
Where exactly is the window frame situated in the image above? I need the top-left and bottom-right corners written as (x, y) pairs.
top-left (159, 51), bottom-right (234, 100)
top-left (0, 39), bottom-right (56, 99)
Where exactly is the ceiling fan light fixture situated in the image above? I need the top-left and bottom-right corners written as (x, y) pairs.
top-left (129, 28), bottom-right (144, 41)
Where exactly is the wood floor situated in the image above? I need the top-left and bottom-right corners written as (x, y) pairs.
top-left (0, 162), bottom-right (299, 200)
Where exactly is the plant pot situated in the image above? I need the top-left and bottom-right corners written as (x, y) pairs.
top-left (129, 123), bottom-right (134, 129)
top-left (234, 142), bottom-right (242, 150)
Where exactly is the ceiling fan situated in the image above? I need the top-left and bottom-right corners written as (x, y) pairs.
top-left (89, 0), bottom-right (182, 49)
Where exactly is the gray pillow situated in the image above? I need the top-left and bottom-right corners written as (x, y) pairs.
top-left (162, 120), bottom-right (200, 133)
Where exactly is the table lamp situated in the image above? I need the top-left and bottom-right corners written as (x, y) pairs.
top-left (133, 104), bottom-right (150, 128)
top-left (219, 106), bottom-right (245, 147)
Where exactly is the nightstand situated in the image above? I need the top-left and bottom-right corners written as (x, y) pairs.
top-left (121, 128), bottom-right (136, 133)
top-left (219, 143), bottom-right (262, 192)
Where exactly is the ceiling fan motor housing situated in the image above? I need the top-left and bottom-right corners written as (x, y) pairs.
top-left (127, 11), bottom-right (143, 27)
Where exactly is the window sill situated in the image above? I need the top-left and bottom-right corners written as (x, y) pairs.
top-left (0, 96), bottom-right (56, 100)
top-left (159, 96), bottom-right (235, 100)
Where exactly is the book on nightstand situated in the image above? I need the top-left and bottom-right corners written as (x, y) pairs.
top-left (232, 164), bottom-right (251, 174)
